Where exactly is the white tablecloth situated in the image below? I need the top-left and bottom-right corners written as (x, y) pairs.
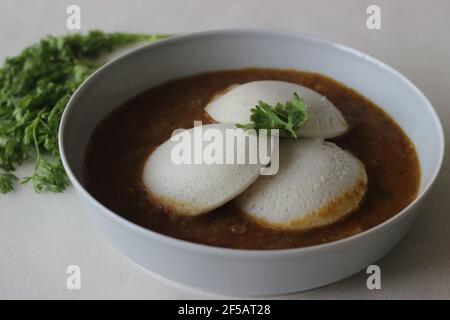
top-left (0, 0), bottom-right (449, 299)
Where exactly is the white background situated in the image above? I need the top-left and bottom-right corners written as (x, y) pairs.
top-left (0, 0), bottom-right (449, 299)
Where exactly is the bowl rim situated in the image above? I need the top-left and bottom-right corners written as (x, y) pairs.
top-left (59, 29), bottom-right (445, 258)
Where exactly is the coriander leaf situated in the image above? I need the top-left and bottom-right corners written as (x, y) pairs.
top-left (0, 30), bottom-right (170, 193)
top-left (0, 172), bottom-right (17, 193)
top-left (236, 92), bottom-right (308, 138)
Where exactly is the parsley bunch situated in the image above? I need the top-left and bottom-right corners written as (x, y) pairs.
top-left (0, 31), bottom-right (169, 193)
top-left (236, 92), bottom-right (308, 138)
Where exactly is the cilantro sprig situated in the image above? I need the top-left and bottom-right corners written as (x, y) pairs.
top-left (0, 30), bottom-right (169, 193)
top-left (236, 92), bottom-right (308, 138)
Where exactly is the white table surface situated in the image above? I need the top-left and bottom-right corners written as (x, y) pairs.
top-left (0, 0), bottom-right (449, 299)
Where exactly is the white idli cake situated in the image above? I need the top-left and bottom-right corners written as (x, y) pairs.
top-left (205, 80), bottom-right (348, 138)
top-left (143, 123), bottom-right (261, 216)
top-left (235, 138), bottom-right (368, 231)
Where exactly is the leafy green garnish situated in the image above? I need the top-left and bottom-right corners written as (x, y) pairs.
top-left (0, 30), bottom-right (170, 193)
top-left (0, 172), bottom-right (17, 193)
top-left (236, 92), bottom-right (308, 138)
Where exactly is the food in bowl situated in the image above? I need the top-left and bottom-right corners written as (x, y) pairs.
top-left (205, 80), bottom-right (349, 138)
top-left (82, 68), bottom-right (420, 250)
top-left (143, 123), bottom-right (262, 216)
top-left (60, 30), bottom-right (444, 295)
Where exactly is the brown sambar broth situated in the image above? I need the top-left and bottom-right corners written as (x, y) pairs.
top-left (83, 69), bottom-right (420, 250)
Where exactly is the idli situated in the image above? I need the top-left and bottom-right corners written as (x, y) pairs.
top-left (235, 138), bottom-right (368, 231)
top-left (143, 123), bottom-right (261, 216)
top-left (205, 80), bottom-right (348, 138)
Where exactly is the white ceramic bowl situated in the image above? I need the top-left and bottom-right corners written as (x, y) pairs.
top-left (59, 30), bottom-right (444, 295)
